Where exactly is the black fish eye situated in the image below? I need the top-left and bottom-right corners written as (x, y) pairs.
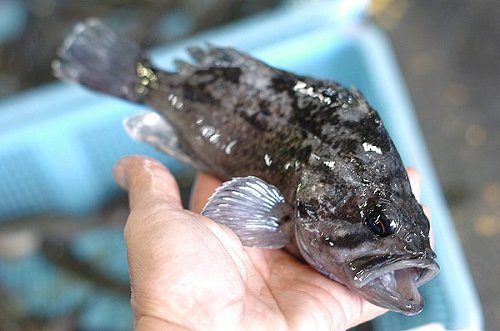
top-left (367, 214), bottom-right (395, 237)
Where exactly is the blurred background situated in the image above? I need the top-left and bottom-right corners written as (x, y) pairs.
top-left (0, 0), bottom-right (497, 330)
top-left (378, 1), bottom-right (499, 329)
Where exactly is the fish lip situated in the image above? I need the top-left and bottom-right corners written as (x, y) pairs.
top-left (345, 254), bottom-right (439, 315)
top-left (347, 253), bottom-right (439, 287)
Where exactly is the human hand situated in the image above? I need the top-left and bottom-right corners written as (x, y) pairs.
top-left (113, 156), bottom-right (427, 330)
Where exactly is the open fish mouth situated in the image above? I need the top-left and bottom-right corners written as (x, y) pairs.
top-left (345, 254), bottom-right (439, 315)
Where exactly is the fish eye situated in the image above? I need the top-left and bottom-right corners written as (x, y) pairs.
top-left (367, 213), bottom-right (395, 237)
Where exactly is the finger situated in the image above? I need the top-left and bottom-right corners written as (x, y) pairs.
top-left (113, 155), bottom-right (182, 210)
top-left (348, 301), bottom-right (387, 329)
top-left (421, 204), bottom-right (436, 248)
top-left (189, 172), bottom-right (222, 213)
top-left (406, 167), bottom-right (422, 201)
top-left (406, 169), bottom-right (435, 247)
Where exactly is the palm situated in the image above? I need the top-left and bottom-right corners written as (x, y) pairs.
top-left (115, 157), bottom-right (389, 330)
top-left (126, 185), bottom-right (382, 330)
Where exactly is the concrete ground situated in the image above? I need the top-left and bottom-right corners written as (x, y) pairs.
top-left (378, 1), bottom-right (500, 329)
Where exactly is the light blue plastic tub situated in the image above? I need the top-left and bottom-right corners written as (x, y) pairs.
top-left (0, 1), bottom-right (483, 330)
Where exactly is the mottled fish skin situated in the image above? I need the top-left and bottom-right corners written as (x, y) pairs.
top-left (151, 48), bottom-right (437, 295)
top-left (148, 49), bottom-right (380, 197)
top-left (146, 48), bottom-right (322, 200)
top-left (53, 20), bottom-right (438, 315)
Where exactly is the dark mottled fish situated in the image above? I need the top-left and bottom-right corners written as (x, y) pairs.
top-left (53, 19), bottom-right (439, 315)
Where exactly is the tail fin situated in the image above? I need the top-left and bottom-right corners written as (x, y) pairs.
top-left (53, 19), bottom-right (148, 102)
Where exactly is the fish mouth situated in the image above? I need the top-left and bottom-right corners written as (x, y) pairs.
top-left (345, 254), bottom-right (439, 315)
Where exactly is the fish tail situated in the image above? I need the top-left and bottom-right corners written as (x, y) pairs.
top-left (53, 19), bottom-right (150, 102)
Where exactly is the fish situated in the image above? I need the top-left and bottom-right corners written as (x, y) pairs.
top-left (53, 19), bottom-right (439, 315)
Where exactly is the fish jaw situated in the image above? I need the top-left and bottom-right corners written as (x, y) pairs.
top-left (344, 254), bottom-right (439, 315)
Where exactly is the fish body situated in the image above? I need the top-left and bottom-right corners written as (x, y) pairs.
top-left (54, 19), bottom-right (438, 315)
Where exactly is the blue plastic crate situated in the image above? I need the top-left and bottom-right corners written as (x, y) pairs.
top-left (0, 226), bottom-right (131, 329)
top-left (0, 0), bottom-right (26, 44)
top-left (0, 1), bottom-right (483, 330)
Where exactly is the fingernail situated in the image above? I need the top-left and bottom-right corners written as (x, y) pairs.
top-left (113, 158), bottom-right (129, 190)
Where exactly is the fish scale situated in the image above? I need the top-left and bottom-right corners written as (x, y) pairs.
top-left (53, 18), bottom-right (438, 315)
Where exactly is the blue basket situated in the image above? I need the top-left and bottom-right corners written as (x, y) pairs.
top-left (0, 1), bottom-right (483, 330)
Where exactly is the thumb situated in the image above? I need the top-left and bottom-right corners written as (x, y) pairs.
top-left (113, 156), bottom-right (192, 329)
top-left (113, 155), bottom-right (182, 210)
top-left (112, 155), bottom-right (186, 278)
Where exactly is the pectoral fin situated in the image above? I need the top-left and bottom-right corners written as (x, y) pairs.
top-left (202, 176), bottom-right (293, 249)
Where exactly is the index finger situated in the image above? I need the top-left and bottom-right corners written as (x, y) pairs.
top-left (189, 172), bottom-right (223, 213)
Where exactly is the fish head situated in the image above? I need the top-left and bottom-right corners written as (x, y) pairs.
top-left (294, 165), bottom-right (439, 315)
